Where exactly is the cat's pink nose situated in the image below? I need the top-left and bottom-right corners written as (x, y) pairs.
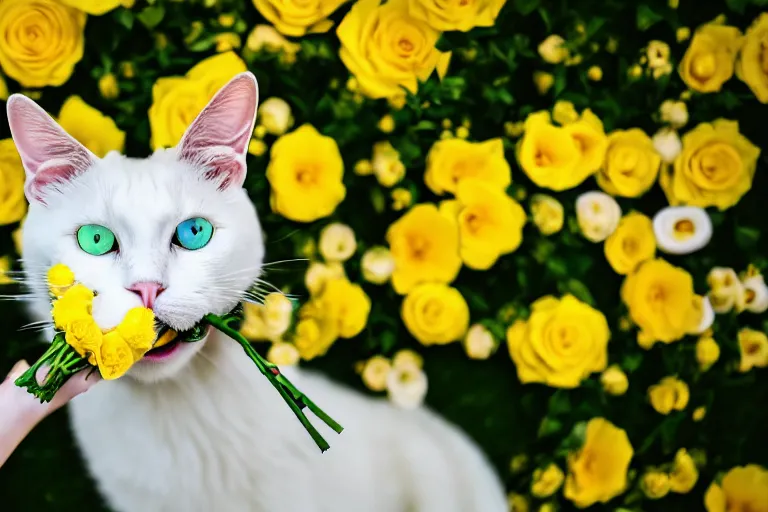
top-left (127, 282), bottom-right (165, 309)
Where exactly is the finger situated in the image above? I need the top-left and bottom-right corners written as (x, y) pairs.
top-left (49, 370), bottom-right (101, 411)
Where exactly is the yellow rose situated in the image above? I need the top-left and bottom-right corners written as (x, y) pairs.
top-left (407, 0), bottom-right (505, 32)
top-left (564, 109), bottom-right (608, 182)
top-left (98, 73), bottom-right (119, 100)
top-left (386, 203), bottom-right (461, 294)
top-left (696, 335), bottom-right (720, 371)
top-left (0, 72), bottom-right (7, 101)
top-left (267, 124), bottom-right (346, 222)
top-left (564, 418), bottom-right (634, 508)
top-left (319, 223), bottom-right (357, 262)
top-left (707, 267), bottom-right (745, 313)
top-left (529, 194), bottom-right (564, 236)
top-left (508, 493), bottom-right (529, 512)
top-left (600, 364), bottom-right (629, 396)
top-left (424, 137), bottom-right (511, 196)
top-left (293, 300), bottom-right (340, 360)
top-left (704, 465), bottom-right (768, 512)
top-left (361, 355), bottom-right (392, 391)
top-left (65, 316), bottom-right (103, 359)
top-left (597, 129), bottom-right (661, 198)
top-left (316, 277), bottom-right (371, 338)
top-left (533, 71), bottom-right (554, 95)
top-left (96, 331), bottom-right (135, 380)
top-left (391, 187), bottom-right (413, 211)
top-left (552, 100), bottom-right (579, 125)
top-left (337, 0), bottom-right (451, 100)
top-left (0, 139), bottom-right (27, 226)
top-left (47, 263), bottom-right (75, 297)
top-left (57, 96), bottom-right (125, 158)
top-left (516, 112), bottom-right (583, 191)
top-left (604, 212), bottom-right (656, 275)
top-left (641, 471), bottom-right (671, 499)
top-left (392, 348), bottom-right (423, 369)
top-left (149, 52), bottom-right (248, 150)
top-left (737, 328), bottom-right (768, 373)
top-left (736, 13), bottom-right (768, 103)
top-left (538, 35), bottom-right (569, 64)
top-left (258, 97), bottom-right (295, 136)
top-left (253, 0), bottom-right (347, 36)
top-left (621, 259), bottom-right (700, 348)
top-left (439, 179), bottom-right (525, 270)
top-left (117, 307), bottom-right (157, 358)
top-left (262, 293), bottom-right (295, 340)
top-left (60, 0), bottom-right (122, 15)
top-left (361, 246), bottom-right (395, 285)
top-left (266, 342), bottom-right (300, 366)
top-left (670, 448), bottom-right (699, 494)
top-left (679, 21), bottom-right (742, 93)
top-left (507, 295), bottom-right (610, 389)
top-left (648, 376), bottom-right (689, 414)
top-left (52, 284), bottom-right (94, 331)
top-left (0, 0), bottom-right (85, 88)
top-left (531, 463), bottom-right (565, 498)
top-left (660, 119), bottom-right (760, 210)
top-left (372, 141), bottom-right (406, 187)
top-left (305, 261), bottom-right (346, 296)
top-left (245, 24), bottom-right (301, 57)
top-left (462, 324), bottom-right (496, 360)
top-left (401, 283), bottom-right (469, 345)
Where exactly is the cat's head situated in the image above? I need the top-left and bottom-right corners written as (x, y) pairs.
top-left (7, 72), bottom-right (264, 383)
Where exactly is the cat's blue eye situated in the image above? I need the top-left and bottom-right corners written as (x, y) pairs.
top-left (77, 225), bottom-right (118, 256)
top-left (173, 218), bottom-right (214, 251)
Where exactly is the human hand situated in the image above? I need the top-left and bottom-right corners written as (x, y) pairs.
top-left (0, 361), bottom-right (100, 468)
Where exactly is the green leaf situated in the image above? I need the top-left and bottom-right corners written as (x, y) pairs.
top-left (136, 5), bottom-right (165, 30)
top-left (622, 352), bottom-right (644, 373)
top-left (636, 4), bottom-right (663, 31)
top-left (725, 0), bottom-right (749, 13)
top-left (538, 417), bottom-right (563, 438)
top-left (513, 0), bottom-right (540, 16)
top-left (548, 390), bottom-right (572, 416)
top-left (735, 226), bottom-right (760, 250)
top-left (380, 330), bottom-right (397, 353)
top-left (114, 8), bottom-right (134, 30)
top-left (560, 279), bottom-right (595, 305)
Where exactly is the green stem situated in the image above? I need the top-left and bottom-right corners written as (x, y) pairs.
top-left (203, 313), bottom-right (343, 452)
top-left (14, 333), bottom-right (89, 403)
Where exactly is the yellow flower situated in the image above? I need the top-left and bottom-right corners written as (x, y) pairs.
top-left (0, 73), bottom-right (7, 101)
top-left (262, 293), bottom-right (295, 339)
top-left (552, 100), bottom-right (579, 125)
top-left (0, 257), bottom-right (13, 285)
top-left (316, 277), bottom-right (371, 339)
top-left (693, 406), bottom-right (707, 421)
top-left (47, 263), bottom-right (75, 297)
top-left (293, 300), bottom-right (340, 360)
top-left (600, 365), bottom-right (629, 396)
top-left (516, 112), bottom-right (583, 191)
top-left (575, 191), bottom-right (622, 243)
top-left (253, 0), bottom-right (347, 36)
top-left (641, 471), bottom-right (671, 499)
top-left (214, 33), bottom-right (241, 53)
top-left (267, 342), bottom-right (300, 366)
top-left (565, 110), bottom-right (609, 182)
top-left (660, 100), bottom-right (689, 128)
top-left (267, 124), bottom-right (346, 222)
top-left (0, 139), bottom-right (27, 226)
top-left (239, 303), bottom-right (271, 341)
top-left (531, 463), bottom-right (565, 498)
top-left (737, 328), bottom-right (768, 373)
top-left (533, 71), bottom-right (554, 94)
top-left (407, 0), bottom-right (505, 32)
top-left (361, 246), bottom-right (395, 285)
top-left (319, 223), bottom-right (357, 262)
top-left (463, 324), bottom-right (496, 360)
top-left (337, 0), bottom-right (450, 100)
top-left (372, 141), bottom-right (406, 187)
top-left (587, 65), bottom-right (603, 81)
top-left (245, 24), bottom-right (301, 56)
top-left (736, 13), bottom-right (768, 103)
top-left (392, 348), bottom-right (423, 369)
top-left (439, 179), bottom-right (525, 270)
top-left (677, 27), bottom-right (691, 42)
top-left (354, 159), bottom-right (373, 176)
top-left (670, 448), bottom-right (699, 494)
top-left (258, 97), bottom-right (295, 136)
top-left (361, 355), bottom-right (392, 391)
top-left (0, 0), bottom-right (86, 88)
top-left (60, 0), bottom-right (122, 14)
top-left (707, 267), bottom-right (745, 313)
top-left (305, 261), bottom-right (346, 296)
top-left (386, 203), bottom-right (462, 294)
top-left (621, 259), bottom-right (700, 348)
top-left (57, 96), bottom-right (125, 158)
top-left (95, 331), bottom-right (135, 380)
top-left (507, 295), bottom-right (610, 389)
top-left (248, 139), bottom-right (268, 157)
top-left (52, 284), bottom-right (94, 332)
top-left (604, 212), bottom-right (656, 275)
top-left (149, 52), bottom-right (248, 150)
top-left (647, 40), bottom-right (671, 69)
top-left (529, 194), bottom-right (564, 236)
top-left (98, 73), bottom-right (119, 100)
top-left (538, 35), bottom-right (569, 64)
top-left (391, 187), bottom-right (413, 211)
top-left (704, 465), bottom-right (768, 512)
top-left (65, 316), bottom-right (103, 360)
top-left (401, 283), bottom-right (469, 345)
top-left (648, 376), bottom-right (689, 414)
top-left (564, 418), bottom-right (634, 508)
top-left (117, 307), bottom-right (157, 358)
top-left (696, 335), bottom-right (720, 371)
top-left (377, 114), bottom-right (395, 133)
top-left (424, 137), bottom-right (510, 196)
top-left (679, 20), bottom-right (743, 93)
top-left (508, 493), bottom-right (530, 512)
top-left (661, 119), bottom-right (760, 210)
top-left (597, 129), bottom-right (661, 198)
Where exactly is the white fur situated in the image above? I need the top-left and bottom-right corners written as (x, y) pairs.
top-left (11, 76), bottom-right (507, 512)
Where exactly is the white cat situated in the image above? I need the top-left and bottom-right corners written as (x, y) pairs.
top-left (6, 73), bottom-right (507, 512)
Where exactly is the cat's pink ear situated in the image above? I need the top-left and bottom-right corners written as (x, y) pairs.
top-left (6, 94), bottom-right (98, 205)
top-left (177, 72), bottom-right (259, 190)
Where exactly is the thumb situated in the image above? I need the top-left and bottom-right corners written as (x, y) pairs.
top-left (41, 366), bottom-right (101, 412)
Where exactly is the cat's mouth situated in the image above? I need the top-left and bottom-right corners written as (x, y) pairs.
top-left (143, 320), bottom-right (210, 361)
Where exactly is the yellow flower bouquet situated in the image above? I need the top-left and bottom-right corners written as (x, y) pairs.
top-left (15, 263), bottom-right (343, 452)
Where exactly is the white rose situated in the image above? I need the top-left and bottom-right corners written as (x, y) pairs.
top-left (707, 267), bottom-right (745, 313)
top-left (742, 274), bottom-right (768, 314)
top-left (386, 362), bottom-right (428, 410)
top-left (361, 246), bottom-right (395, 285)
top-left (258, 97), bottom-right (294, 136)
top-left (318, 223), bottom-right (357, 262)
top-left (659, 100), bottom-right (689, 128)
top-left (463, 324), bottom-right (496, 360)
top-left (575, 191), bottom-right (622, 242)
top-left (652, 127), bottom-right (682, 163)
top-left (653, 206), bottom-right (712, 255)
